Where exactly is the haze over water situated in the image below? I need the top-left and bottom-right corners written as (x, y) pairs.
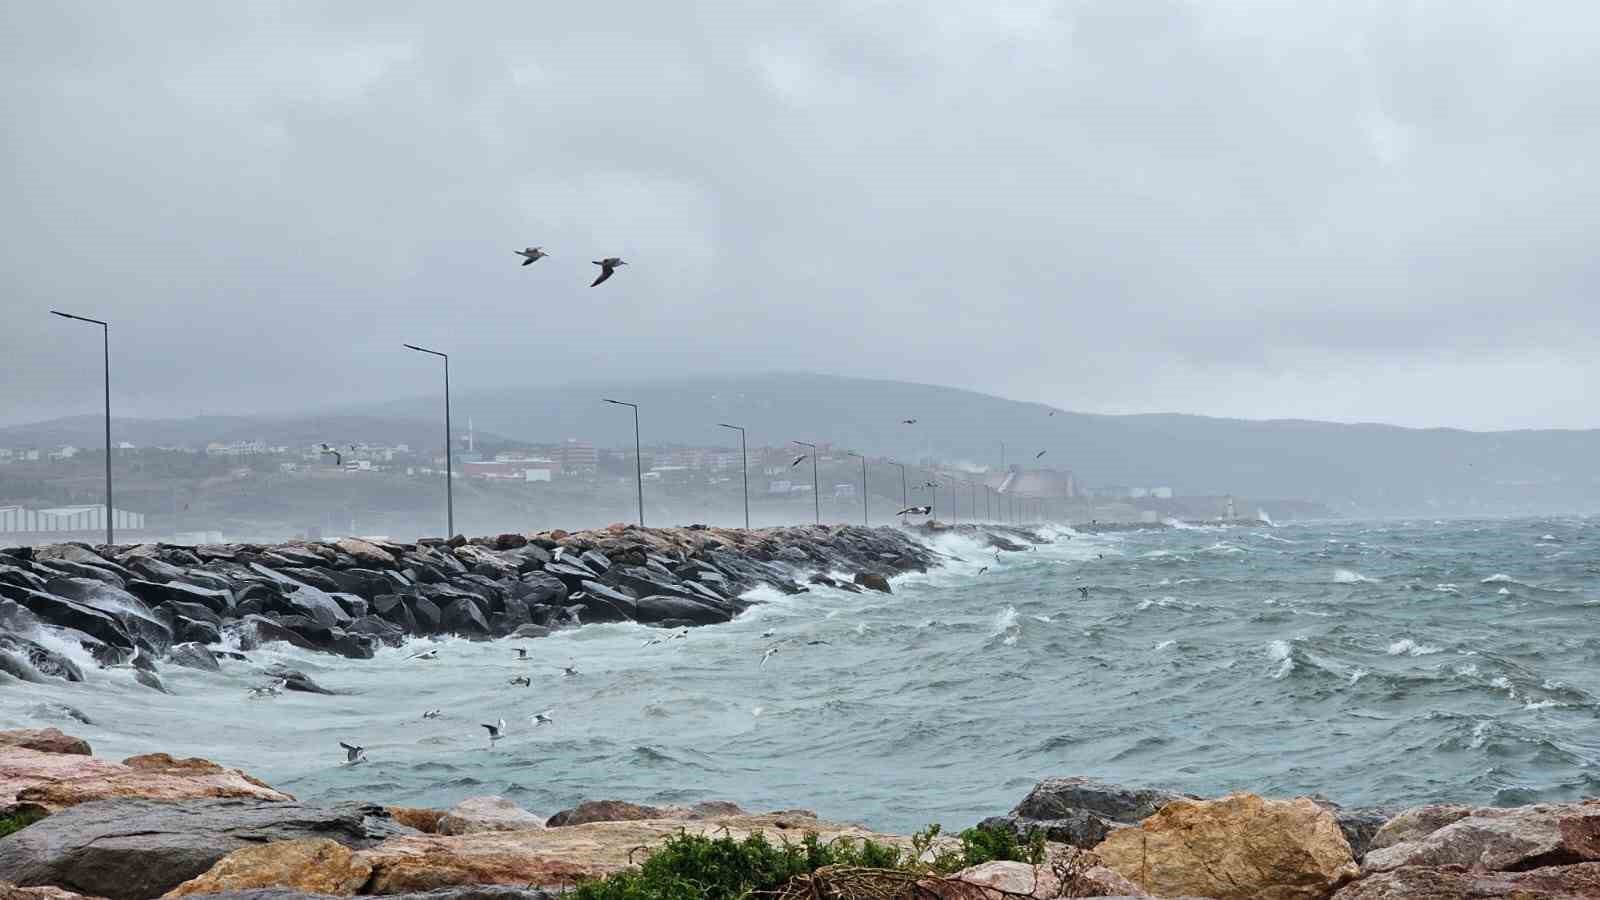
top-left (4, 517), bottom-right (1597, 833)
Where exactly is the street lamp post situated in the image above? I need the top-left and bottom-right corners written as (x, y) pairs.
top-left (403, 344), bottom-right (453, 539)
top-left (717, 423), bottom-right (749, 529)
top-left (847, 451), bottom-right (867, 526)
top-left (793, 441), bottom-right (819, 524)
top-left (51, 311), bottom-right (113, 545)
top-left (890, 462), bottom-right (907, 523)
top-left (604, 399), bottom-right (644, 527)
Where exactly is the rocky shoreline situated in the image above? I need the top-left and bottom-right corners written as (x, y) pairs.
top-left (2, 728), bottom-right (1598, 899)
top-left (0, 523), bottom-right (1055, 692)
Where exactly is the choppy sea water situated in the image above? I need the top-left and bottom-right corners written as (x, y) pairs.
top-left (4, 517), bottom-right (1599, 833)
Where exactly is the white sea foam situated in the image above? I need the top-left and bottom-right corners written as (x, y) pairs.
top-left (990, 606), bottom-right (1020, 645)
top-left (1497, 587), bottom-right (1511, 596)
top-left (1267, 639), bottom-right (1294, 679)
top-left (1481, 573), bottom-right (1519, 584)
top-left (1469, 720), bottom-right (1491, 749)
top-left (1523, 699), bottom-right (1560, 710)
top-left (1434, 584), bottom-right (1460, 594)
top-left (1348, 668), bottom-right (1368, 685)
top-left (1334, 569), bottom-right (1374, 584)
top-left (1387, 638), bottom-right (1443, 656)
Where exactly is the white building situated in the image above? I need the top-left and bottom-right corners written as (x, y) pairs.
top-left (0, 505), bottom-right (145, 534)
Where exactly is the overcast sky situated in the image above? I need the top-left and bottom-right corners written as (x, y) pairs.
top-left (3, 1), bottom-right (1598, 431)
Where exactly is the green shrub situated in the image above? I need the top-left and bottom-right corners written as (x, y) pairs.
top-left (0, 809), bottom-right (45, 839)
top-left (569, 821), bottom-right (1044, 900)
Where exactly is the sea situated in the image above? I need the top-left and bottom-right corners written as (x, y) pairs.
top-left (4, 516), bottom-right (1598, 833)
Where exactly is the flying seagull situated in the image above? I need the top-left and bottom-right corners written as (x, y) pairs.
top-left (760, 645), bottom-right (780, 668)
top-left (247, 677), bottom-right (286, 699)
top-left (590, 257), bottom-right (626, 286)
top-left (1035, 450), bottom-right (1047, 460)
top-left (978, 566), bottom-right (989, 575)
top-left (513, 647), bottom-right (529, 660)
top-left (790, 455), bottom-right (807, 467)
top-left (482, 718), bottom-right (507, 741)
top-left (422, 709), bottom-right (442, 719)
top-left (561, 664), bottom-right (579, 677)
top-left (516, 246), bottom-right (548, 266)
top-left (509, 675), bottom-right (531, 687)
top-left (339, 742), bottom-right (366, 764)
top-left (319, 444), bottom-right (342, 467)
top-left (1078, 586), bottom-right (1090, 600)
top-left (552, 547), bottom-right (565, 562)
top-left (806, 640), bottom-right (831, 646)
top-left (408, 648), bottom-right (439, 661)
top-left (530, 709), bottom-right (554, 726)
top-left (901, 418), bottom-right (918, 425)
top-left (1049, 410), bottom-right (1056, 417)
top-left (896, 505), bottom-right (932, 516)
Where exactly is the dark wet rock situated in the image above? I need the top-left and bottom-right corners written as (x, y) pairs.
top-left (33, 558), bottom-right (127, 588)
top-left (0, 797), bottom-right (404, 900)
top-left (984, 776), bottom-right (1195, 849)
top-left (24, 702), bottom-right (94, 726)
top-left (319, 568), bottom-right (391, 601)
top-left (173, 616), bottom-right (222, 646)
top-left (546, 799), bottom-right (671, 827)
top-left (39, 579), bottom-right (171, 656)
top-left (406, 595), bottom-right (442, 634)
top-left (0, 631), bottom-right (83, 682)
top-left (372, 594), bottom-right (418, 634)
top-left (265, 667), bottom-right (337, 695)
top-left (0, 646), bottom-right (47, 683)
top-left (635, 594), bottom-right (733, 625)
top-left (167, 642), bottom-right (221, 672)
top-left (571, 581), bottom-right (637, 622)
top-left (161, 600), bottom-right (222, 628)
top-left (440, 597), bottom-right (491, 637)
top-left (328, 593), bottom-right (368, 620)
top-left (278, 567), bottom-right (343, 594)
top-left (542, 561), bottom-right (597, 593)
top-left (1312, 799), bottom-right (1395, 861)
top-left (853, 572), bottom-right (892, 594)
top-left (1, 589), bottom-right (134, 654)
top-left (134, 668), bottom-right (169, 693)
top-left (232, 614), bottom-right (320, 653)
top-left (511, 572), bottom-right (567, 607)
top-left (346, 615), bottom-right (406, 645)
top-left (510, 624), bottom-right (552, 639)
top-left (124, 555), bottom-right (187, 584)
top-left (126, 579), bottom-right (232, 616)
top-left (579, 550), bottom-right (611, 573)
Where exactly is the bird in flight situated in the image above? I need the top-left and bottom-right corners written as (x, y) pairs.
top-left (1035, 450), bottom-right (1047, 460)
top-left (591, 257), bottom-right (626, 286)
top-left (508, 675), bottom-right (531, 687)
top-left (408, 648), bottom-right (439, 661)
top-left (421, 709), bottom-right (441, 719)
top-left (319, 443), bottom-right (342, 467)
top-left (516, 246), bottom-right (548, 266)
top-left (561, 664), bottom-right (579, 677)
top-left (339, 742), bottom-right (366, 764)
top-left (896, 505), bottom-right (932, 516)
top-left (482, 718), bottom-right (507, 741)
top-left (1078, 586), bottom-right (1090, 600)
top-left (513, 647), bottom-right (528, 660)
top-left (760, 645), bottom-right (780, 668)
top-left (530, 709), bottom-right (554, 726)
top-left (978, 566), bottom-right (989, 575)
top-left (790, 455), bottom-right (807, 467)
top-left (901, 418), bottom-right (918, 425)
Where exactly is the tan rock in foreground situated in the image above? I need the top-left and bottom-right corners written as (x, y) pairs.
top-left (1093, 793), bottom-right (1358, 900)
top-left (359, 813), bottom-right (925, 893)
top-left (921, 857), bottom-right (1152, 899)
top-left (1, 746), bottom-right (291, 812)
top-left (1332, 862), bottom-right (1600, 899)
top-left (0, 729), bottom-right (91, 757)
top-left (0, 883), bottom-right (105, 900)
top-left (435, 796), bottom-right (544, 835)
top-left (387, 806), bottom-right (446, 834)
top-left (164, 839), bottom-right (373, 898)
top-left (1361, 800), bottom-right (1600, 873)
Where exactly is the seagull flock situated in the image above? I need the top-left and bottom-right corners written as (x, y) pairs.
top-left (513, 246), bottom-right (627, 288)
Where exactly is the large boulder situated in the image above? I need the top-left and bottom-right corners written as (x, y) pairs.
top-left (438, 599), bottom-right (490, 637)
top-left (853, 572), bottom-right (892, 593)
top-left (1332, 862), bottom-right (1600, 899)
top-left (435, 797), bottom-right (544, 836)
top-left (545, 799), bottom-right (748, 827)
top-left (1092, 793), bottom-right (1359, 900)
top-left (1361, 801), bottom-right (1600, 874)
top-left (569, 582), bottom-right (636, 623)
top-left (985, 776), bottom-right (1192, 849)
top-left (0, 798), bottom-right (404, 900)
top-left (164, 839), bottom-right (373, 898)
top-left (3, 590), bottom-right (133, 655)
top-left (0, 634), bottom-right (83, 683)
top-left (1, 748), bottom-right (290, 813)
top-left (43, 580), bottom-right (171, 656)
top-left (333, 538), bottom-right (396, 569)
top-left (0, 729), bottom-right (90, 756)
top-left (509, 573), bottom-right (565, 607)
top-left (921, 856), bottom-right (1148, 899)
top-left (633, 594), bottom-right (730, 625)
top-left (166, 643), bottom-right (221, 672)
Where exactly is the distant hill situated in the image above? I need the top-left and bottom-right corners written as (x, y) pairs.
top-left (0, 414), bottom-right (515, 455)
top-left (5, 373), bottom-right (1598, 516)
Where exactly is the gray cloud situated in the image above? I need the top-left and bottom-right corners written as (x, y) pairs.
top-left (3, 0), bottom-right (1598, 431)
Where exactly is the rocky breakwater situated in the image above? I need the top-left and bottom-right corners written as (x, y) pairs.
top-left (0, 524), bottom-right (939, 689)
